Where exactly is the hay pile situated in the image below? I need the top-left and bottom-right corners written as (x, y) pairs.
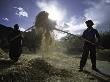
top-left (35, 11), bottom-right (56, 58)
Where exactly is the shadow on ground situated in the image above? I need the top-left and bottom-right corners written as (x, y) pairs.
top-left (0, 58), bottom-right (73, 82)
top-left (0, 55), bottom-right (110, 82)
top-left (83, 69), bottom-right (110, 82)
top-left (0, 59), bottom-right (14, 69)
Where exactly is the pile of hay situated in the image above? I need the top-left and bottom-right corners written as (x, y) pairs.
top-left (35, 11), bottom-right (56, 58)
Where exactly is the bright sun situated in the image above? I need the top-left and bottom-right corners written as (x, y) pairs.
top-left (45, 5), bottom-right (64, 21)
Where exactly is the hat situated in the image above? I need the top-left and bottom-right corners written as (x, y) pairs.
top-left (85, 20), bottom-right (94, 25)
top-left (14, 24), bottom-right (19, 29)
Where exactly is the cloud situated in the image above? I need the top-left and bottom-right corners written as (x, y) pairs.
top-left (2, 18), bottom-right (9, 21)
top-left (14, 7), bottom-right (28, 17)
top-left (63, 16), bottom-right (86, 35)
top-left (36, 1), bottom-right (86, 35)
top-left (105, 0), bottom-right (110, 3)
top-left (36, 0), bottom-right (67, 39)
top-left (36, 0), bottom-right (66, 21)
top-left (65, 0), bottom-right (110, 36)
top-left (35, 0), bottom-right (110, 39)
top-left (53, 16), bottom-right (86, 40)
top-left (36, 0), bottom-right (85, 38)
top-left (84, 0), bottom-right (110, 32)
top-left (19, 26), bottom-right (25, 31)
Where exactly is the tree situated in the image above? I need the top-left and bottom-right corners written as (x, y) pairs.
top-left (61, 34), bottom-right (83, 54)
top-left (23, 29), bottom-right (38, 52)
top-left (100, 31), bottom-right (110, 49)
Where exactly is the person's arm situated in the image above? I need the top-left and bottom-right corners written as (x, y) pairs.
top-left (96, 30), bottom-right (100, 43)
top-left (82, 30), bottom-right (86, 39)
top-left (81, 30), bottom-right (88, 43)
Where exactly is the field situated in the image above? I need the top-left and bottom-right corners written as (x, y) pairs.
top-left (0, 52), bottom-right (110, 82)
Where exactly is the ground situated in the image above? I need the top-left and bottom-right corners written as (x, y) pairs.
top-left (0, 52), bottom-right (110, 82)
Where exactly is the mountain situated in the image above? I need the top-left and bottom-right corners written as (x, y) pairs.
top-left (0, 24), bottom-right (13, 39)
top-left (0, 24), bottom-right (13, 48)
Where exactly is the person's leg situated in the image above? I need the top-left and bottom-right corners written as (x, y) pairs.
top-left (13, 48), bottom-right (19, 62)
top-left (90, 46), bottom-right (96, 69)
top-left (17, 47), bottom-right (22, 60)
top-left (13, 46), bottom-right (22, 62)
top-left (9, 47), bottom-right (15, 60)
top-left (80, 47), bottom-right (89, 71)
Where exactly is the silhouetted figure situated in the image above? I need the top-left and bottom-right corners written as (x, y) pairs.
top-left (79, 20), bottom-right (100, 71)
top-left (8, 24), bottom-right (23, 62)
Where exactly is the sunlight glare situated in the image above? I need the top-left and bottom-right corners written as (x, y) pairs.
top-left (46, 5), bottom-right (63, 21)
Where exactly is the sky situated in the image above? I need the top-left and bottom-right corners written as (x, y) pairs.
top-left (0, 0), bottom-right (110, 38)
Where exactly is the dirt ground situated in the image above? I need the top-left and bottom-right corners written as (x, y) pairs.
top-left (0, 53), bottom-right (110, 82)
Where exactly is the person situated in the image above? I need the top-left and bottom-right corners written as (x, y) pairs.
top-left (79, 20), bottom-right (100, 71)
top-left (8, 24), bottom-right (23, 62)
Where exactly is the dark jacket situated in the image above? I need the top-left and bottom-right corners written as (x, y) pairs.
top-left (82, 28), bottom-right (100, 44)
top-left (8, 29), bottom-right (23, 47)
